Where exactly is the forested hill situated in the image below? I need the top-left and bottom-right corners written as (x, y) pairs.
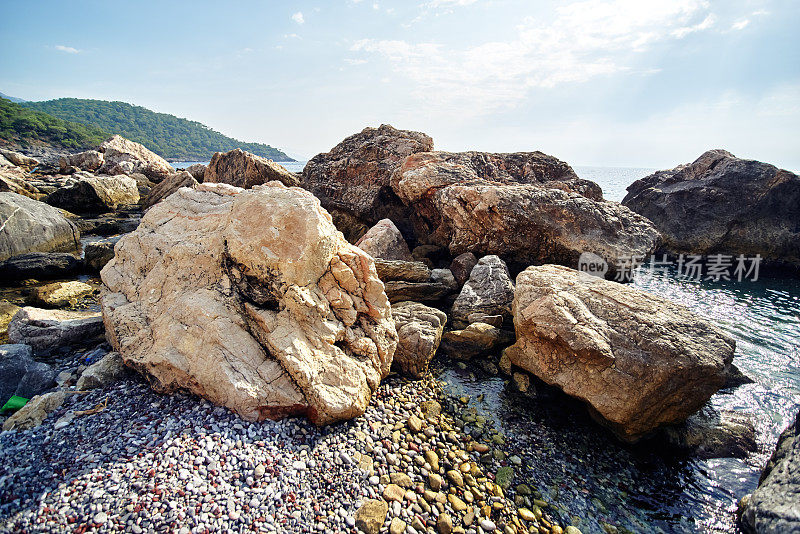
top-left (20, 98), bottom-right (294, 161)
top-left (0, 97), bottom-right (109, 149)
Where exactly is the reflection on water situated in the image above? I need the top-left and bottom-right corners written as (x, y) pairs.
top-left (434, 266), bottom-right (800, 533)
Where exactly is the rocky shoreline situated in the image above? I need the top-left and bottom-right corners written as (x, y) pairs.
top-left (1, 126), bottom-right (798, 533)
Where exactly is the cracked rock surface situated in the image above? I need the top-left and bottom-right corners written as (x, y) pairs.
top-left (505, 264), bottom-right (735, 442)
top-left (100, 182), bottom-right (397, 425)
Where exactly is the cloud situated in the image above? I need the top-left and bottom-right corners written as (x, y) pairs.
top-left (291, 11), bottom-right (304, 24)
top-left (54, 45), bottom-right (80, 54)
top-left (352, 0), bottom-right (722, 115)
top-left (731, 19), bottom-right (750, 30)
top-left (344, 58), bottom-right (368, 65)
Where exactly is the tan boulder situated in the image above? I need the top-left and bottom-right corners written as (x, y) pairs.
top-left (356, 218), bottom-right (413, 261)
top-left (0, 149), bottom-right (39, 170)
top-left (100, 182), bottom-right (397, 425)
top-left (46, 173), bottom-right (140, 214)
top-left (29, 281), bottom-right (94, 307)
top-left (392, 151), bottom-right (660, 276)
top-left (98, 135), bottom-right (174, 181)
top-left (204, 148), bottom-right (298, 189)
top-left (505, 265), bottom-right (735, 442)
top-left (59, 150), bottom-right (104, 173)
top-left (2, 391), bottom-right (68, 431)
top-left (392, 301), bottom-right (447, 378)
top-left (0, 165), bottom-right (38, 198)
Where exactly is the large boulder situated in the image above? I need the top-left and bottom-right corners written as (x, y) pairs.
top-left (739, 410), bottom-right (800, 533)
top-left (46, 173), bottom-right (140, 214)
top-left (505, 265), bottom-right (735, 442)
top-left (29, 281), bottom-right (94, 307)
top-left (392, 152), bottom-right (659, 275)
top-left (450, 255), bottom-right (515, 328)
top-left (100, 182), bottom-right (397, 425)
top-left (142, 170), bottom-right (198, 210)
top-left (184, 163), bottom-right (206, 181)
top-left (204, 149), bottom-right (298, 189)
top-left (98, 135), bottom-right (174, 181)
top-left (7, 307), bottom-right (104, 353)
top-left (0, 193), bottom-right (81, 261)
top-left (356, 218), bottom-right (413, 261)
top-left (391, 301), bottom-right (447, 378)
top-left (0, 344), bottom-right (55, 405)
top-left (59, 150), bottom-right (104, 173)
top-left (622, 150), bottom-right (800, 269)
top-left (663, 405), bottom-right (757, 459)
top-left (301, 124), bottom-right (433, 241)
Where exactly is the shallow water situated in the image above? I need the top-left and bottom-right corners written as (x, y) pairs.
top-left (434, 265), bottom-right (800, 533)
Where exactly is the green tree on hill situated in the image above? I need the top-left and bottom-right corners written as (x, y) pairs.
top-left (20, 98), bottom-right (293, 161)
top-left (0, 97), bottom-right (108, 149)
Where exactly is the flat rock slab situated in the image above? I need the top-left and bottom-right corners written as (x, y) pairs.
top-left (7, 307), bottom-right (103, 353)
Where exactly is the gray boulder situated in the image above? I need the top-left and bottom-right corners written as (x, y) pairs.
top-left (623, 150), bottom-right (800, 269)
top-left (7, 307), bottom-right (104, 353)
top-left (356, 218), bottom-right (413, 261)
top-left (0, 193), bottom-right (81, 261)
top-left (0, 344), bottom-right (55, 405)
top-left (84, 236), bottom-right (121, 272)
top-left (76, 352), bottom-right (126, 390)
top-left (450, 255), bottom-right (515, 328)
top-left (740, 410), bottom-right (800, 533)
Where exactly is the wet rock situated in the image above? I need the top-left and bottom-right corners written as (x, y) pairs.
top-left (355, 498), bottom-right (388, 534)
top-left (59, 150), bottom-right (104, 173)
top-left (356, 219), bottom-right (413, 261)
top-left (0, 193), bottom-right (81, 261)
top-left (7, 307), bottom-right (104, 353)
top-left (450, 255), bottom-right (515, 328)
top-left (374, 259), bottom-right (431, 283)
top-left (46, 173), bottom-right (140, 214)
top-left (0, 252), bottom-right (81, 281)
top-left (100, 182), bottom-right (396, 425)
top-left (98, 135), bottom-right (174, 181)
top-left (184, 163), bottom-right (206, 181)
top-left (391, 301), bottom-right (447, 378)
top-left (0, 301), bottom-right (21, 338)
top-left (662, 405), bottom-right (757, 459)
top-left (2, 390), bottom-right (68, 431)
top-left (142, 170), bottom-right (198, 210)
top-left (76, 352), bottom-right (126, 390)
top-left (506, 264), bottom-right (735, 442)
top-left (29, 281), bottom-right (94, 307)
top-left (623, 150), bottom-right (800, 269)
top-left (301, 124), bottom-right (433, 241)
top-left (84, 236), bottom-right (121, 272)
top-left (441, 322), bottom-right (515, 360)
top-left (739, 410), bottom-right (800, 533)
top-left (450, 252), bottom-right (477, 287)
top-left (204, 149), bottom-right (298, 188)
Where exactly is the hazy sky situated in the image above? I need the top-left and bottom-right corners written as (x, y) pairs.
top-left (2, 0), bottom-right (798, 169)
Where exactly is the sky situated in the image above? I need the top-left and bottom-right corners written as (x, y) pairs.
top-left (1, 0), bottom-right (798, 169)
